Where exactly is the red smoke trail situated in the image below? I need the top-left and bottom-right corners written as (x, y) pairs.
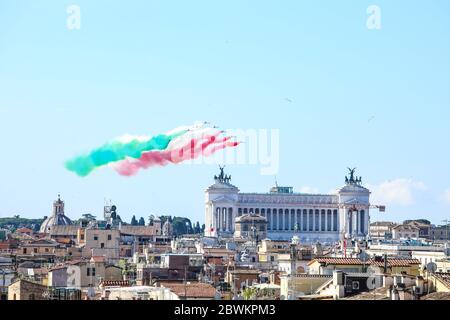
top-left (113, 133), bottom-right (239, 176)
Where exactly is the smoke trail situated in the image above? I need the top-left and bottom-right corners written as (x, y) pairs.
top-left (113, 130), bottom-right (239, 176)
top-left (65, 128), bottom-right (188, 177)
top-left (65, 123), bottom-right (240, 177)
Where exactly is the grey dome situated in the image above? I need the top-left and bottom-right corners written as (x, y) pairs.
top-left (40, 195), bottom-right (72, 233)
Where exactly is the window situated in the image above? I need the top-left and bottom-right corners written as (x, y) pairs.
top-left (34, 248), bottom-right (38, 253)
top-left (23, 248), bottom-right (27, 254)
top-left (92, 268), bottom-right (96, 276)
top-left (45, 248), bottom-right (49, 253)
top-left (94, 235), bottom-right (98, 241)
top-left (101, 243), bottom-right (105, 249)
top-left (87, 268), bottom-right (90, 276)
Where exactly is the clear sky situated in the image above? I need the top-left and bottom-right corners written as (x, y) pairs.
top-left (1, 0), bottom-right (449, 225)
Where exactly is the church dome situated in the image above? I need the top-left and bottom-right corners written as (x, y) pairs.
top-left (40, 195), bottom-right (73, 233)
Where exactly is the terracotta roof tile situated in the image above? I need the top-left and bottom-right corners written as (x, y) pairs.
top-left (433, 273), bottom-right (450, 290)
top-left (158, 282), bottom-right (217, 298)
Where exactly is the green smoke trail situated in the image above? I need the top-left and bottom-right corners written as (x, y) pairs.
top-left (65, 130), bottom-right (188, 177)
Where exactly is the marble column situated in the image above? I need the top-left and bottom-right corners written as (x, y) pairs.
top-left (318, 211), bottom-right (322, 232)
top-left (223, 208), bottom-right (227, 232)
top-left (306, 210), bottom-right (310, 232)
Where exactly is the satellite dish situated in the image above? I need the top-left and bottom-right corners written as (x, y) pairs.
top-left (426, 262), bottom-right (437, 274)
top-left (359, 252), bottom-right (370, 263)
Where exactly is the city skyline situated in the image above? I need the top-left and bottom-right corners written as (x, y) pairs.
top-left (1, 1), bottom-right (450, 225)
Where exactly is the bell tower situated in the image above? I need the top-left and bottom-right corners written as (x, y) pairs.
top-left (53, 194), bottom-right (65, 216)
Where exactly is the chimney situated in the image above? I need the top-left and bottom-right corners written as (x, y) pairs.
top-left (333, 270), bottom-right (344, 286)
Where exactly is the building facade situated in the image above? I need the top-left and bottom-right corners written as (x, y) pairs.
top-left (392, 224), bottom-right (420, 240)
top-left (369, 221), bottom-right (397, 241)
top-left (205, 168), bottom-right (371, 243)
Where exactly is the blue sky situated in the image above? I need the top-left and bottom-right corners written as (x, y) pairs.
top-left (0, 0), bottom-right (449, 225)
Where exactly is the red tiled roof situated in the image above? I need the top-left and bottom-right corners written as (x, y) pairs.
top-left (54, 238), bottom-right (72, 244)
top-left (49, 265), bottom-right (68, 271)
top-left (15, 227), bottom-right (33, 233)
top-left (308, 257), bottom-right (421, 267)
top-left (159, 282), bottom-right (217, 298)
top-left (433, 273), bottom-right (450, 290)
top-left (90, 256), bottom-right (106, 263)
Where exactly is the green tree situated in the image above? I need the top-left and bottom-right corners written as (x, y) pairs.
top-left (148, 214), bottom-right (155, 226)
top-left (130, 215), bottom-right (138, 226)
top-left (172, 217), bottom-right (192, 236)
top-left (194, 221), bottom-right (201, 234)
top-left (159, 215), bottom-right (172, 225)
top-left (242, 287), bottom-right (257, 300)
top-left (138, 217), bottom-right (145, 226)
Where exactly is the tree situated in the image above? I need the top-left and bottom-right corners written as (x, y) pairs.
top-left (130, 215), bottom-right (138, 226)
top-left (242, 287), bottom-right (257, 300)
top-left (194, 222), bottom-right (201, 234)
top-left (201, 224), bottom-right (205, 233)
top-left (148, 215), bottom-right (155, 226)
top-left (172, 217), bottom-right (192, 236)
top-left (159, 215), bottom-right (172, 225)
top-left (138, 217), bottom-right (145, 226)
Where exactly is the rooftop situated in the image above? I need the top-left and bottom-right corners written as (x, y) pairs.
top-left (421, 292), bottom-right (450, 300)
top-left (432, 273), bottom-right (450, 290)
top-left (308, 257), bottom-right (421, 267)
top-left (158, 282), bottom-right (217, 298)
